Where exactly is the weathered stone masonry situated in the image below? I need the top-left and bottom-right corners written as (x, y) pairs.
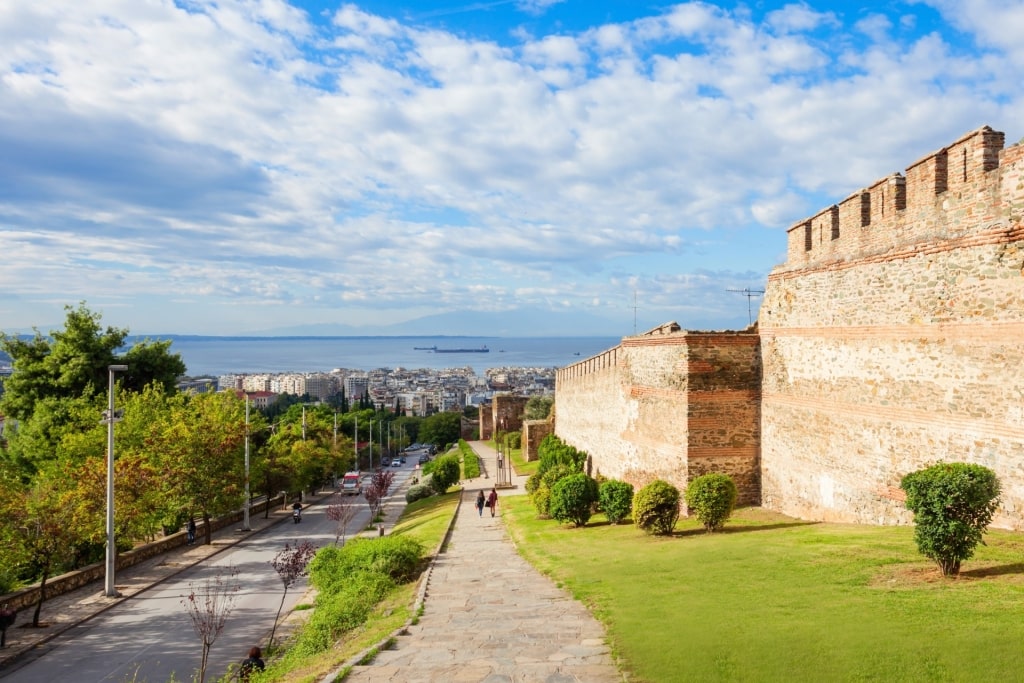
top-left (762, 126), bottom-right (1024, 529)
top-left (555, 126), bottom-right (1024, 529)
top-left (556, 324), bottom-right (761, 505)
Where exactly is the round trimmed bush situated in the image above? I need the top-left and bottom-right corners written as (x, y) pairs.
top-left (549, 473), bottom-right (599, 527)
top-left (599, 479), bottom-right (634, 525)
top-left (532, 485), bottom-right (552, 518)
top-left (540, 463), bottom-right (574, 490)
top-left (405, 483), bottom-right (434, 503)
top-left (685, 473), bottom-right (738, 533)
top-left (633, 480), bottom-right (680, 536)
top-left (528, 463), bottom-right (575, 518)
top-left (900, 462), bottom-right (1001, 576)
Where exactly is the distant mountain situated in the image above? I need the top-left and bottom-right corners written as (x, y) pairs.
top-left (245, 307), bottom-right (632, 337)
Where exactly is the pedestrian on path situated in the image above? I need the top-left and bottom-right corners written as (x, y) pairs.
top-left (486, 487), bottom-right (498, 517)
top-left (475, 490), bottom-right (486, 517)
top-left (186, 517), bottom-right (196, 545)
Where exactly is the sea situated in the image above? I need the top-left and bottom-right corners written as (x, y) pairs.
top-left (151, 336), bottom-right (623, 377)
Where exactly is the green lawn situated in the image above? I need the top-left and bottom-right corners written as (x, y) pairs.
top-left (503, 498), bottom-right (1024, 683)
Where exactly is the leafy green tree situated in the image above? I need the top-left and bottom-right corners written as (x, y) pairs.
top-left (0, 470), bottom-right (85, 626)
top-left (549, 473), bottom-right (599, 527)
top-left (150, 391), bottom-right (247, 545)
top-left (419, 411), bottom-right (461, 448)
top-left (0, 303), bottom-right (184, 422)
top-left (685, 473), bottom-right (738, 533)
top-left (428, 454), bottom-right (460, 494)
top-left (900, 462), bottom-right (1001, 576)
top-left (523, 395), bottom-right (553, 421)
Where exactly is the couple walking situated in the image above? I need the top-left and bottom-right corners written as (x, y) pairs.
top-left (475, 487), bottom-right (498, 517)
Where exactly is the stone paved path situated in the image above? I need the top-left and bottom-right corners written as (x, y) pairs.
top-left (343, 442), bottom-right (623, 683)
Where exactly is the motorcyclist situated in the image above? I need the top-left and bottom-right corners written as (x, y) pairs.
top-left (291, 501), bottom-right (302, 522)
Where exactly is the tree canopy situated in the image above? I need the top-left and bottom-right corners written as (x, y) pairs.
top-left (0, 303), bottom-right (185, 422)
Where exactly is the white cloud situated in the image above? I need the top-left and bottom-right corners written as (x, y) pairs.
top-left (0, 0), bottom-right (1021, 335)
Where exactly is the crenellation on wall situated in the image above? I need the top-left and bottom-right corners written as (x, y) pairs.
top-left (785, 126), bottom-right (1013, 271)
top-left (556, 328), bottom-right (760, 507)
top-left (762, 124), bottom-right (1024, 529)
top-left (553, 124), bottom-right (1023, 530)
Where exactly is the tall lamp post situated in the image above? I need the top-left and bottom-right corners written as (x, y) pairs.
top-left (242, 395), bottom-right (251, 531)
top-left (103, 364), bottom-right (128, 598)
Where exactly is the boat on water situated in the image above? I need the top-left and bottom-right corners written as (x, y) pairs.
top-left (412, 345), bottom-right (490, 353)
top-left (435, 345), bottom-right (489, 353)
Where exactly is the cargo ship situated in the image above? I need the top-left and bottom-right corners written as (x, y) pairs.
top-left (414, 345), bottom-right (489, 353)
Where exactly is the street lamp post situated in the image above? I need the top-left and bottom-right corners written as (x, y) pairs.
top-left (242, 395), bottom-right (251, 531)
top-left (103, 364), bottom-right (128, 598)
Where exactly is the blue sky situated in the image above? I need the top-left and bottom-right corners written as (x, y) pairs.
top-left (1, 0), bottom-right (1022, 336)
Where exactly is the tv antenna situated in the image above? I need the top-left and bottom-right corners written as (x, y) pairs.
top-left (631, 289), bottom-right (641, 334)
top-left (727, 288), bottom-right (765, 326)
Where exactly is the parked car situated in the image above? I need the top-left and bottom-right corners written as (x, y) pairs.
top-left (418, 453), bottom-right (429, 464)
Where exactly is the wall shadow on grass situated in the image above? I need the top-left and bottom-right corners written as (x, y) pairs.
top-left (671, 520), bottom-right (821, 538)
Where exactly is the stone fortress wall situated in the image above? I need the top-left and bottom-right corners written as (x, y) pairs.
top-left (555, 323), bottom-right (761, 506)
top-left (762, 126), bottom-right (1024, 528)
top-left (555, 126), bottom-right (1024, 529)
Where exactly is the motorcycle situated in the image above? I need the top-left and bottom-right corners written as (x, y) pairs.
top-left (292, 507), bottom-right (302, 524)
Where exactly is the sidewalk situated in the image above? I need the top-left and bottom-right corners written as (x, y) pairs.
top-left (0, 495), bottom-right (321, 673)
top-left (342, 441), bottom-right (624, 683)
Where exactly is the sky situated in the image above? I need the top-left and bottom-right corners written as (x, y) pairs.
top-left (1, 0), bottom-right (1022, 337)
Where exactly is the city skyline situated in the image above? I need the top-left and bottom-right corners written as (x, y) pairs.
top-left (2, 1), bottom-right (1021, 336)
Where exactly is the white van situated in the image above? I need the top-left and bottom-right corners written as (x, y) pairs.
top-left (341, 472), bottom-right (362, 496)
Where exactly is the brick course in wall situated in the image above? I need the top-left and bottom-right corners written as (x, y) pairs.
top-left (552, 125), bottom-right (1024, 531)
top-left (762, 125), bottom-right (1024, 529)
top-left (555, 326), bottom-right (761, 506)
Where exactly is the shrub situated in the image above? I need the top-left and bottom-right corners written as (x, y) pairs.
top-left (900, 462), bottom-right (1001, 576)
top-left (309, 535), bottom-right (424, 587)
top-left (294, 570), bottom-right (394, 655)
top-left (540, 463), bottom-right (574, 491)
top-left (532, 486), bottom-right (552, 518)
top-left (405, 483), bottom-right (434, 504)
top-left (633, 480), bottom-right (680, 536)
top-left (460, 441), bottom-right (481, 479)
top-left (527, 463), bottom-right (575, 518)
top-left (599, 479), bottom-right (634, 525)
top-left (429, 454), bottom-right (461, 494)
top-left (549, 473), bottom-right (600, 527)
top-left (537, 434), bottom-right (587, 472)
top-left (685, 473), bottom-right (738, 533)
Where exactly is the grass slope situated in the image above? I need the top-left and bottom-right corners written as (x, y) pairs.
top-left (503, 499), bottom-right (1024, 683)
top-left (255, 491), bottom-right (460, 683)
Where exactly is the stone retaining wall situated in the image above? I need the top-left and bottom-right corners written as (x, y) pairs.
top-left (0, 495), bottom-right (284, 613)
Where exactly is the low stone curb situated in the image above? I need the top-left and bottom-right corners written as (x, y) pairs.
top-left (319, 486), bottom-right (465, 683)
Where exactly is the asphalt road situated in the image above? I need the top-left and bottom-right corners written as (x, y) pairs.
top-left (0, 466), bottom-right (417, 683)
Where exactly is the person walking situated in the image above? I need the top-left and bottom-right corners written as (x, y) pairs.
top-left (186, 517), bottom-right (196, 546)
top-left (475, 490), bottom-right (486, 517)
top-left (239, 646), bottom-right (265, 681)
top-left (486, 487), bottom-right (498, 517)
